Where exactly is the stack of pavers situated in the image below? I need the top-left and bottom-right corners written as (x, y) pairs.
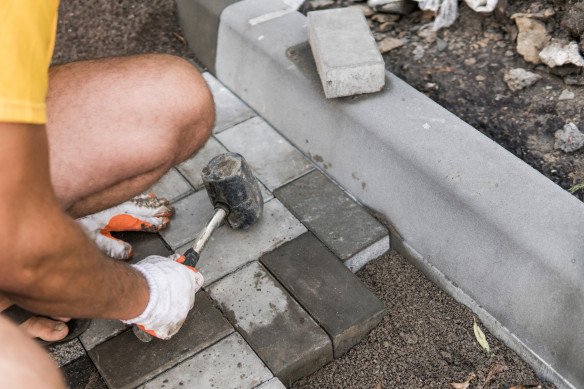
top-left (54, 72), bottom-right (389, 389)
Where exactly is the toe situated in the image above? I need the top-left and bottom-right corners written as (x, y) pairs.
top-left (20, 317), bottom-right (69, 342)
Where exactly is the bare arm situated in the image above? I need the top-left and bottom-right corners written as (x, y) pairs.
top-left (0, 122), bottom-right (149, 320)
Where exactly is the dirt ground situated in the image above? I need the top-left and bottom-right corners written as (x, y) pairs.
top-left (54, 1), bottom-right (556, 388)
top-left (302, 0), bottom-right (584, 199)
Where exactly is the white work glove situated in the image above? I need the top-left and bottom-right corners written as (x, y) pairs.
top-left (124, 254), bottom-right (204, 340)
top-left (77, 194), bottom-right (174, 260)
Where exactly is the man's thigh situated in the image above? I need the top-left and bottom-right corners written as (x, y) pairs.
top-left (46, 54), bottom-right (213, 214)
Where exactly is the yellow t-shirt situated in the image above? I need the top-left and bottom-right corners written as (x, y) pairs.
top-left (0, 0), bottom-right (59, 124)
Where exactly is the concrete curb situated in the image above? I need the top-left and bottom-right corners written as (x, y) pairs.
top-left (177, 1), bottom-right (584, 387)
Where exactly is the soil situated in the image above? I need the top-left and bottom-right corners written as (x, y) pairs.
top-left (53, 1), bottom-right (557, 388)
top-left (293, 251), bottom-right (554, 389)
top-left (302, 0), bottom-right (584, 199)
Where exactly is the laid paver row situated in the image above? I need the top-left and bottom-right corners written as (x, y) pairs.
top-left (52, 72), bottom-right (388, 389)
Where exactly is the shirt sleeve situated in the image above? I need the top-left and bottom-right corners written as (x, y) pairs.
top-left (0, 0), bottom-right (59, 124)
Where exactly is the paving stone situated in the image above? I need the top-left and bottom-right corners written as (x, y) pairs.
top-left (216, 117), bottom-right (314, 191)
top-left (203, 72), bottom-right (256, 133)
top-left (274, 170), bottom-right (388, 269)
top-left (61, 354), bottom-right (108, 389)
top-left (159, 191), bottom-right (215, 250)
top-left (80, 319), bottom-right (128, 351)
top-left (90, 291), bottom-right (233, 389)
top-left (179, 198), bottom-right (306, 285)
top-left (308, 7), bottom-right (385, 98)
top-left (141, 332), bottom-right (272, 389)
top-left (48, 338), bottom-right (86, 367)
top-left (255, 378), bottom-right (287, 389)
top-left (207, 262), bottom-right (333, 386)
top-left (261, 232), bottom-right (385, 357)
top-left (177, 137), bottom-right (228, 190)
top-left (145, 168), bottom-right (194, 203)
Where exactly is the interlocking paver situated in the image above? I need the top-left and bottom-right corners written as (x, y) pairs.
top-left (177, 137), bottom-right (228, 190)
top-left (261, 232), bottom-right (385, 357)
top-left (80, 319), bottom-right (128, 351)
top-left (207, 261), bottom-right (333, 386)
top-left (90, 291), bottom-right (233, 389)
top-left (61, 354), bottom-right (107, 389)
top-left (141, 332), bottom-right (272, 389)
top-left (179, 198), bottom-right (306, 285)
top-left (159, 191), bottom-right (215, 250)
top-left (146, 168), bottom-right (194, 203)
top-left (255, 378), bottom-right (287, 389)
top-left (216, 117), bottom-right (314, 191)
top-left (203, 72), bottom-right (256, 133)
top-left (48, 338), bottom-right (86, 367)
top-left (274, 169), bottom-right (388, 269)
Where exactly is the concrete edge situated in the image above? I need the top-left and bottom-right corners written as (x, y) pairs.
top-left (176, 0), bottom-right (584, 387)
top-left (345, 235), bottom-right (390, 273)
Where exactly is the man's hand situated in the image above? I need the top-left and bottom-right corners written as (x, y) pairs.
top-left (124, 254), bottom-right (204, 339)
top-left (77, 194), bottom-right (175, 260)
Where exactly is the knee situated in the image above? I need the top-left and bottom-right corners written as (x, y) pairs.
top-left (150, 55), bottom-right (215, 165)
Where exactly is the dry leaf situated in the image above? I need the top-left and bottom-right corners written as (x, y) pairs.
top-left (473, 319), bottom-right (491, 354)
top-left (450, 372), bottom-right (476, 389)
top-left (377, 37), bottom-right (405, 54)
top-left (485, 361), bottom-right (508, 385)
top-left (509, 385), bottom-right (542, 389)
top-left (375, 383), bottom-right (382, 389)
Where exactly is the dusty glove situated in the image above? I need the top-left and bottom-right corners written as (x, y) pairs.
top-left (77, 194), bottom-right (174, 260)
top-left (124, 254), bottom-right (204, 339)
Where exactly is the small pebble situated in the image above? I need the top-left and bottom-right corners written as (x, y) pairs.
top-left (558, 89), bottom-right (575, 101)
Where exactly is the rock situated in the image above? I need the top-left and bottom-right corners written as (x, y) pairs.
top-left (539, 41), bottom-right (584, 68)
top-left (514, 17), bottom-right (551, 64)
top-left (558, 89), bottom-right (575, 101)
top-left (413, 43), bottom-right (425, 60)
top-left (350, 4), bottom-right (375, 17)
top-left (436, 38), bottom-right (448, 51)
top-left (562, 2), bottom-right (584, 38)
top-left (307, 0), bottom-right (335, 10)
top-left (554, 123), bottom-right (584, 153)
top-left (511, 9), bottom-right (555, 21)
top-left (369, 0), bottom-right (417, 15)
top-left (564, 75), bottom-right (584, 86)
top-left (377, 37), bottom-right (405, 53)
top-left (376, 22), bottom-right (394, 32)
top-left (371, 13), bottom-right (400, 23)
top-left (417, 23), bottom-right (437, 43)
top-left (503, 68), bottom-right (541, 91)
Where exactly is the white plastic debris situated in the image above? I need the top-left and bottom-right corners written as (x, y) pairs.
top-left (554, 123), bottom-right (584, 153)
top-left (414, 0), bottom-right (498, 31)
top-left (539, 41), bottom-right (584, 68)
top-left (464, 0), bottom-right (498, 13)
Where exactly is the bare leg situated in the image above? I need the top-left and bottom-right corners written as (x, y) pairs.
top-left (1, 54), bottom-right (214, 339)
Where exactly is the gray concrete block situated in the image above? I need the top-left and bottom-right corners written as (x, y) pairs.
top-left (159, 191), bottom-right (215, 249)
top-left (145, 168), bottom-right (194, 203)
top-left (179, 198), bottom-right (306, 285)
top-left (61, 355), bottom-right (107, 389)
top-left (203, 72), bottom-right (256, 133)
top-left (307, 7), bottom-right (384, 98)
top-left (48, 338), bottom-right (86, 367)
top-left (80, 319), bottom-right (128, 351)
top-left (207, 261), bottom-right (333, 386)
top-left (261, 232), bottom-right (385, 357)
top-left (215, 1), bottom-right (584, 386)
top-left (216, 116), bottom-right (314, 191)
top-left (255, 378), bottom-right (287, 389)
top-left (177, 137), bottom-right (228, 190)
top-left (141, 332), bottom-right (272, 389)
top-left (274, 170), bottom-right (388, 265)
top-left (90, 291), bottom-right (233, 389)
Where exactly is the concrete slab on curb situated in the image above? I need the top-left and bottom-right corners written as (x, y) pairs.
top-left (216, 116), bottom-right (314, 191)
top-left (90, 291), bottom-right (233, 389)
top-left (203, 72), bottom-right (256, 133)
top-left (307, 7), bottom-right (385, 98)
top-left (207, 261), bottom-right (333, 386)
top-left (141, 332), bottom-right (272, 389)
top-left (274, 169), bottom-right (388, 267)
top-left (181, 198), bottom-right (306, 285)
top-left (261, 232), bottom-right (385, 357)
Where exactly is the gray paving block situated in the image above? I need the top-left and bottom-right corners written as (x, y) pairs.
top-left (159, 191), bottom-right (215, 249)
top-left (180, 198), bottom-right (306, 285)
top-left (274, 170), bottom-right (388, 265)
top-left (145, 168), bottom-right (194, 203)
top-left (207, 261), bottom-right (333, 386)
top-left (48, 338), bottom-right (86, 367)
top-left (203, 72), bottom-right (256, 133)
top-left (255, 378), bottom-right (286, 389)
top-left (89, 291), bottom-right (233, 389)
top-left (216, 116), bottom-right (314, 191)
top-left (61, 354), bottom-right (108, 389)
top-left (177, 137), bottom-right (228, 190)
top-left (308, 7), bottom-right (385, 98)
top-left (80, 319), bottom-right (128, 351)
top-left (141, 332), bottom-right (272, 389)
top-left (261, 232), bottom-right (385, 357)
